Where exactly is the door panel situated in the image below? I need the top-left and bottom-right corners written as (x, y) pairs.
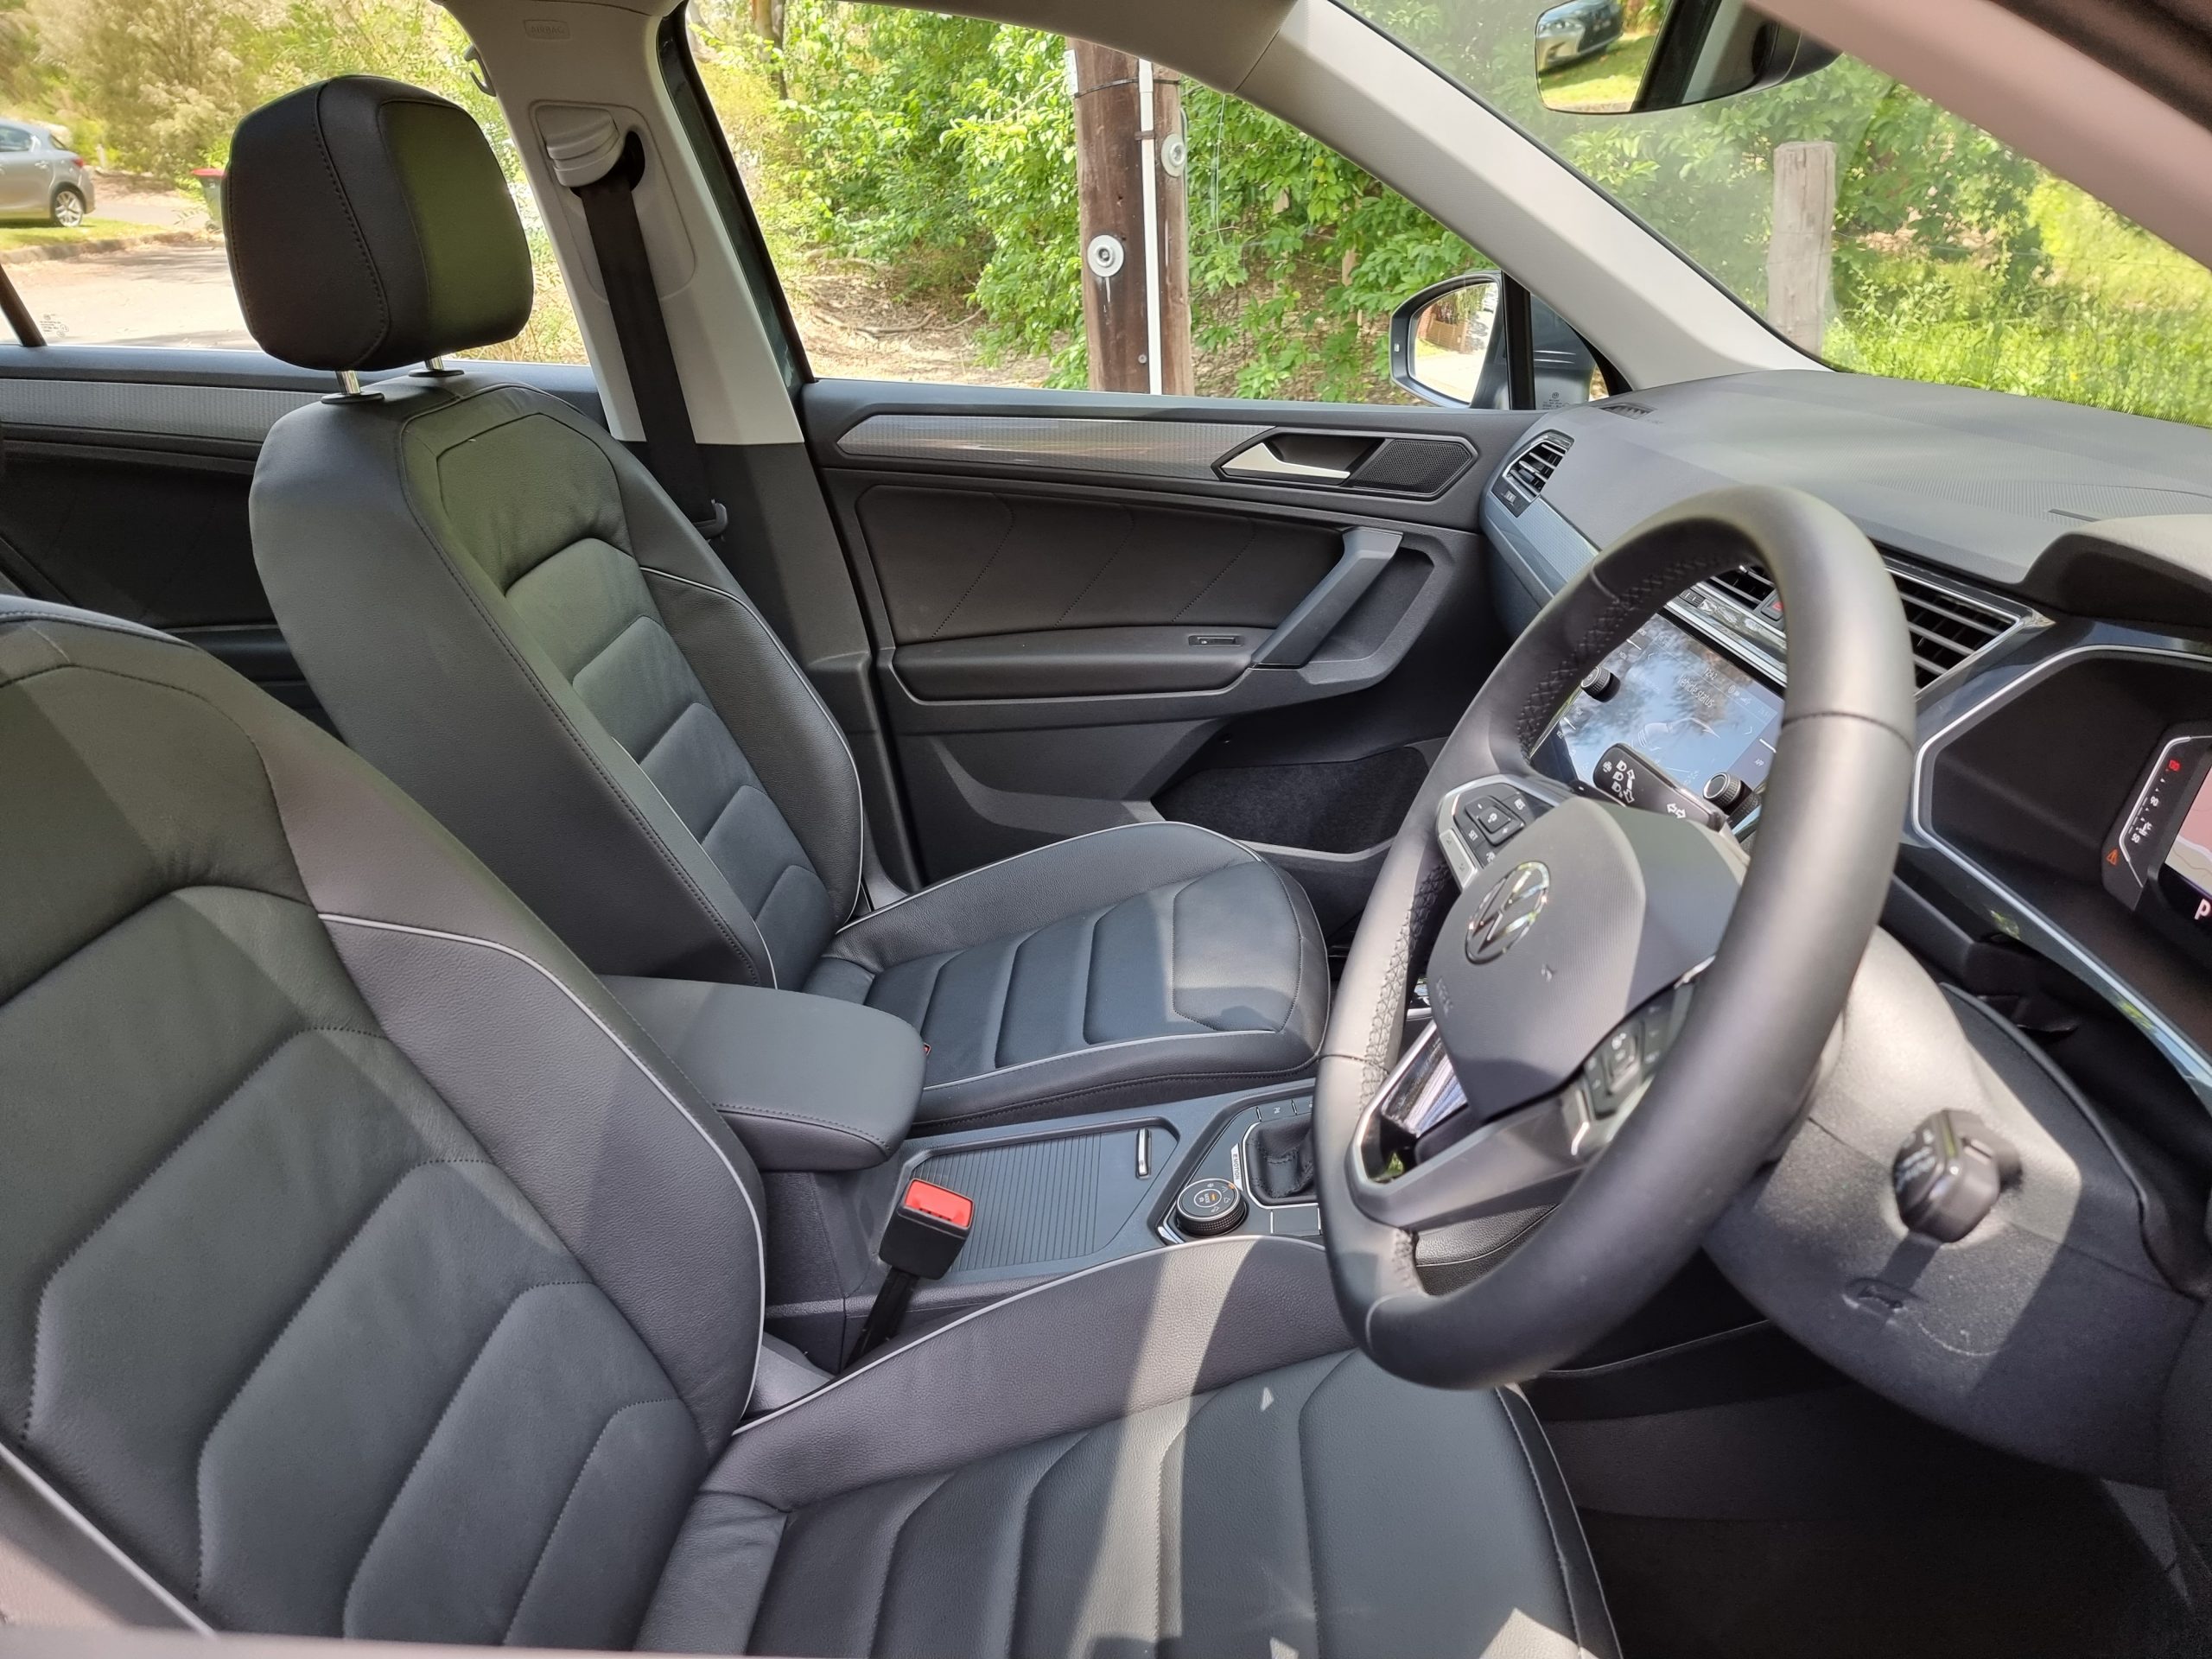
top-left (0, 346), bottom-right (602, 719)
top-left (854, 484), bottom-right (1339, 643)
top-left (803, 378), bottom-right (1537, 932)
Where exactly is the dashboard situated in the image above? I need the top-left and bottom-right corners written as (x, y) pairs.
top-left (1479, 369), bottom-right (2212, 1112)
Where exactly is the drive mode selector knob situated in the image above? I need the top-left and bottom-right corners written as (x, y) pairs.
top-left (1175, 1177), bottom-right (1248, 1236)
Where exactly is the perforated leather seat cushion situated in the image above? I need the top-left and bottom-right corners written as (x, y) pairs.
top-left (806, 822), bottom-right (1327, 1127)
top-left (640, 1242), bottom-right (1617, 1659)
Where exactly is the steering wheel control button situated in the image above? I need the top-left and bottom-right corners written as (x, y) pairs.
top-left (1436, 779), bottom-right (1553, 890)
top-left (1595, 745), bottom-right (1726, 829)
top-left (1580, 666), bottom-right (1621, 702)
top-left (1599, 1027), bottom-right (1641, 1093)
top-left (1472, 800), bottom-right (1522, 844)
top-left (1174, 1177), bottom-right (1248, 1236)
top-left (1892, 1111), bottom-right (2021, 1243)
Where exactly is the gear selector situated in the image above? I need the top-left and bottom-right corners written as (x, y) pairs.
top-left (1249, 1110), bottom-right (1318, 1203)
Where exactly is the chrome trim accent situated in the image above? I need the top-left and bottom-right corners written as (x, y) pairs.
top-left (1666, 555), bottom-right (2047, 697)
top-left (1220, 439), bottom-right (1351, 481)
top-left (1908, 643), bottom-right (2212, 1107)
top-left (836, 413), bottom-right (1271, 480)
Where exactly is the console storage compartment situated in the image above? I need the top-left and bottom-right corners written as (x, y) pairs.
top-left (606, 976), bottom-right (924, 1171)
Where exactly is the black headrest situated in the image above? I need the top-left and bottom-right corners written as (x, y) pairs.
top-left (226, 76), bottom-right (533, 372)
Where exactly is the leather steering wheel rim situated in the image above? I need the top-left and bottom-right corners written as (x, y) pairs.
top-left (1314, 484), bottom-right (1918, 1389)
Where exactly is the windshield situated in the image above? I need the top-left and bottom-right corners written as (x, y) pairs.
top-left (1338, 0), bottom-right (2212, 429)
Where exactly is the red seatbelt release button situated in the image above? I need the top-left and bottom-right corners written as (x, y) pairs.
top-left (879, 1179), bottom-right (974, 1280)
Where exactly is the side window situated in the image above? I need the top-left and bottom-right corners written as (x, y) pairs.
top-left (0, 128), bottom-right (31, 154)
top-left (688, 2), bottom-right (1499, 404)
top-left (0, 18), bottom-right (582, 363)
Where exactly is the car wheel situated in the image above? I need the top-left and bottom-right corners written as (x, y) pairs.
top-left (49, 186), bottom-right (84, 228)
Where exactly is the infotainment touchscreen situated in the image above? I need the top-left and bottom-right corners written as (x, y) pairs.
top-left (1549, 615), bottom-right (1784, 797)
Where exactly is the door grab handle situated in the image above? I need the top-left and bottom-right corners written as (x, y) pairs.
top-left (1220, 439), bottom-right (1354, 481)
top-left (1251, 526), bottom-right (1403, 668)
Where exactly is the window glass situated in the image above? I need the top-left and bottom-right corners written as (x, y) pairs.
top-left (1336, 0), bottom-right (2212, 429)
top-left (0, 128), bottom-right (31, 154)
top-left (0, 0), bottom-right (583, 361)
top-left (688, 1), bottom-right (1499, 404)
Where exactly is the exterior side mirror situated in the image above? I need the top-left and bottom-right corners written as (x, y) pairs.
top-left (1389, 273), bottom-right (1502, 408)
top-left (1389, 272), bottom-right (1600, 410)
top-left (1535, 0), bottom-right (1836, 117)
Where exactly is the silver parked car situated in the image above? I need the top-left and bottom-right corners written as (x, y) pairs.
top-left (0, 118), bottom-right (95, 225)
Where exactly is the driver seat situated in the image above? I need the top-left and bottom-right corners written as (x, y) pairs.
top-left (0, 597), bottom-right (1613, 1657)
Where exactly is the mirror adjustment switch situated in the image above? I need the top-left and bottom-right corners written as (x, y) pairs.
top-left (1891, 1111), bottom-right (2020, 1243)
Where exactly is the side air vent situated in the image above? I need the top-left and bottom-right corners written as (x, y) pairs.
top-left (1491, 432), bottom-right (1571, 517)
top-left (1689, 560), bottom-right (2024, 691)
top-left (1891, 567), bottom-right (2016, 690)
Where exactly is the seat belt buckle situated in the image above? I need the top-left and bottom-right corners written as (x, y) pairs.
top-left (846, 1179), bottom-right (973, 1370)
top-left (880, 1178), bottom-right (972, 1279)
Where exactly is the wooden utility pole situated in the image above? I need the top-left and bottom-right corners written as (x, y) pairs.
top-left (1767, 140), bottom-right (1836, 355)
top-left (1071, 41), bottom-right (1192, 395)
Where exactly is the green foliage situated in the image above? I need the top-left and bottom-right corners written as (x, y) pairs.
top-left (0, 0), bottom-right (49, 107)
top-left (68, 0), bottom-right (262, 179)
top-left (735, 1), bottom-right (1478, 397)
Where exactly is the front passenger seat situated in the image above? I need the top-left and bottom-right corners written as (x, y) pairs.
top-left (229, 77), bottom-right (1326, 1130)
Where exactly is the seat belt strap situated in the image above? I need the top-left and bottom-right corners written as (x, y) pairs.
top-left (846, 1178), bottom-right (973, 1370)
top-left (560, 125), bottom-right (728, 542)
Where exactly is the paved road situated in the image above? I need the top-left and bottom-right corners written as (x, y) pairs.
top-left (9, 238), bottom-right (255, 349)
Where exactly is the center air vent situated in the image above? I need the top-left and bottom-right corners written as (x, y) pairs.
top-left (1492, 432), bottom-right (1571, 516)
top-left (1706, 566), bottom-right (1776, 611)
top-left (1891, 568), bottom-right (2015, 689)
top-left (1690, 561), bottom-right (2021, 691)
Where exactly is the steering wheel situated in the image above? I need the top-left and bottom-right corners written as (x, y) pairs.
top-left (1315, 484), bottom-right (1917, 1389)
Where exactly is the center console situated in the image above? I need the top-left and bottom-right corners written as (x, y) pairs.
top-left (758, 1084), bottom-right (1333, 1368)
top-left (601, 969), bottom-right (1343, 1370)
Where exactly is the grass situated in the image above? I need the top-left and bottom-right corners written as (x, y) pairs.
top-left (0, 216), bottom-right (181, 251)
top-left (1537, 30), bottom-right (1656, 115)
top-left (1827, 176), bottom-right (2212, 429)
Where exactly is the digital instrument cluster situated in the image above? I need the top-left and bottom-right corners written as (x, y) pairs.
top-left (2104, 725), bottom-right (2212, 958)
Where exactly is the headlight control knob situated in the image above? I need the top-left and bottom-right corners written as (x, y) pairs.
top-left (1174, 1177), bottom-right (1248, 1236)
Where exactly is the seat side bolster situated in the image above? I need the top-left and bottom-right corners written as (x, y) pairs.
top-left (222, 663), bottom-right (769, 1444)
top-left (703, 1236), bottom-right (1347, 1512)
top-left (613, 448), bottom-right (867, 932)
top-left (818, 820), bottom-right (1266, 976)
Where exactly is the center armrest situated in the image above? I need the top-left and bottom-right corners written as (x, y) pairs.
top-left (604, 976), bottom-right (923, 1172)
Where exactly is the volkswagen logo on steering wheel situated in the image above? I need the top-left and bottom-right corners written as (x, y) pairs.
top-left (1466, 861), bottom-right (1551, 963)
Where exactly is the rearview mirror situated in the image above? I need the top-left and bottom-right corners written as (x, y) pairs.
top-left (1535, 0), bottom-right (1834, 116)
top-left (1389, 273), bottom-right (1599, 410)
